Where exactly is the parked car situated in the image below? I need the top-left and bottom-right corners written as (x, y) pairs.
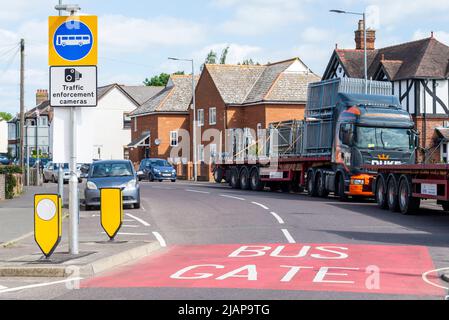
top-left (43, 163), bottom-right (82, 183)
top-left (0, 155), bottom-right (11, 165)
top-left (84, 160), bottom-right (140, 210)
top-left (138, 158), bottom-right (177, 182)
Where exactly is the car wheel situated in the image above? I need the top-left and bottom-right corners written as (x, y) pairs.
top-left (149, 174), bottom-right (154, 182)
top-left (159, 179), bottom-right (163, 182)
top-left (52, 175), bottom-right (57, 183)
top-left (171, 179), bottom-right (176, 183)
top-left (134, 202), bottom-right (141, 209)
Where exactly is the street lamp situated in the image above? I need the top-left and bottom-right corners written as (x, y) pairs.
top-left (330, 9), bottom-right (368, 94)
top-left (168, 57), bottom-right (197, 182)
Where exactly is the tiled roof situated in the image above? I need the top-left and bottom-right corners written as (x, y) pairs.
top-left (205, 58), bottom-right (319, 105)
top-left (120, 85), bottom-right (164, 106)
top-left (332, 37), bottom-right (449, 81)
top-left (130, 75), bottom-right (198, 116)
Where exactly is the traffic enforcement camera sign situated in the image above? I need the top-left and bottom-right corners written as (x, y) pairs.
top-left (34, 194), bottom-right (62, 258)
top-left (50, 66), bottom-right (97, 107)
top-left (100, 188), bottom-right (123, 240)
top-left (49, 16), bottom-right (97, 66)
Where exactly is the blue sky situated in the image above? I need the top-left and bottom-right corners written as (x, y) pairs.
top-left (1, 0), bottom-right (449, 114)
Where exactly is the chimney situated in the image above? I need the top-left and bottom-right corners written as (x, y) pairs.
top-left (355, 20), bottom-right (376, 50)
top-left (36, 89), bottom-right (48, 106)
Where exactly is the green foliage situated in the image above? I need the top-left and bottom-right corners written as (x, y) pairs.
top-left (143, 71), bottom-right (185, 87)
top-left (0, 166), bottom-right (22, 199)
top-left (239, 59), bottom-right (260, 66)
top-left (0, 112), bottom-right (13, 121)
top-left (220, 46), bottom-right (230, 65)
top-left (205, 50), bottom-right (217, 64)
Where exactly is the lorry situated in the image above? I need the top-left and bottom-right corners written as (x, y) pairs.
top-left (213, 78), bottom-right (445, 214)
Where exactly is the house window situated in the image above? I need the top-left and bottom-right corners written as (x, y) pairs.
top-left (209, 144), bottom-right (217, 162)
top-left (134, 117), bottom-right (137, 132)
top-left (123, 113), bottom-right (131, 129)
top-left (209, 107), bottom-right (216, 125)
top-left (124, 147), bottom-right (130, 160)
top-left (197, 109), bottom-right (204, 127)
top-left (441, 143), bottom-right (449, 163)
top-left (198, 144), bottom-right (204, 162)
top-left (170, 131), bottom-right (178, 147)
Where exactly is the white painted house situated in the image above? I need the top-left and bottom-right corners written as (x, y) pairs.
top-left (0, 119), bottom-right (7, 153)
top-left (323, 22), bottom-right (449, 163)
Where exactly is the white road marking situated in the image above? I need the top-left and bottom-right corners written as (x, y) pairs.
top-left (186, 189), bottom-right (210, 194)
top-left (220, 194), bottom-right (246, 201)
top-left (0, 285), bottom-right (7, 290)
top-left (123, 219), bottom-right (134, 222)
top-left (282, 229), bottom-right (296, 244)
top-left (422, 267), bottom-right (449, 290)
top-left (270, 212), bottom-right (285, 224)
top-left (0, 278), bottom-right (83, 295)
top-left (126, 213), bottom-right (151, 227)
top-left (251, 201), bottom-right (269, 210)
top-left (122, 225), bottom-right (139, 228)
top-left (152, 231), bottom-right (167, 247)
top-left (141, 204), bottom-right (146, 211)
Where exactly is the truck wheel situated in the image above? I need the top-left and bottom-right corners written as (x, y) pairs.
top-left (240, 167), bottom-right (250, 190)
top-left (398, 175), bottom-right (420, 215)
top-left (269, 183), bottom-right (280, 192)
top-left (387, 175), bottom-right (400, 212)
top-left (316, 171), bottom-right (329, 198)
top-left (229, 168), bottom-right (241, 189)
top-left (375, 175), bottom-right (388, 209)
top-left (307, 170), bottom-right (318, 197)
top-left (214, 167), bottom-right (224, 183)
top-left (441, 202), bottom-right (449, 212)
top-left (280, 183), bottom-right (291, 193)
top-left (250, 168), bottom-right (264, 191)
top-left (337, 174), bottom-right (348, 202)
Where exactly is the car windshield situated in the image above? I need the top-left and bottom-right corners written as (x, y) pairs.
top-left (355, 127), bottom-right (413, 151)
top-left (53, 163), bottom-right (69, 170)
top-left (91, 162), bottom-right (133, 178)
top-left (148, 160), bottom-right (170, 167)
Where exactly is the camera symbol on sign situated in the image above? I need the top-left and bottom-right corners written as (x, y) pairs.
top-left (65, 68), bottom-right (82, 82)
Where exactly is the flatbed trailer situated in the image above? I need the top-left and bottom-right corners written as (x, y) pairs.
top-left (365, 164), bottom-right (449, 215)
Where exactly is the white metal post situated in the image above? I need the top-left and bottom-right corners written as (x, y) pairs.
top-left (191, 60), bottom-right (197, 182)
top-left (363, 12), bottom-right (368, 94)
top-left (69, 106), bottom-right (79, 254)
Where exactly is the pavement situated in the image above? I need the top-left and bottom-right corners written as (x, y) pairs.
top-left (0, 180), bottom-right (449, 300)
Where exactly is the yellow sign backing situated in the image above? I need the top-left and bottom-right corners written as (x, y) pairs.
top-left (49, 15), bottom-right (98, 66)
top-left (101, 188), bottom-right (123, 240)
top-left (34, 194), bottom-right (62, 257)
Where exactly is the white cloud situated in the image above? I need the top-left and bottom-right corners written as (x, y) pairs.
top-left (413, 30), bottom-right (449, 45)
top-left (300, 27), bottom-right (331, 43)
top-left (194, 43), bottom-right (262, 64)
top-left (99, 15), bottom-right (206, 53)
top-left (214, 0), bottom-right (306, 35)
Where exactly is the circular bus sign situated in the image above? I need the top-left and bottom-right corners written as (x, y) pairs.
top-left (53, 20), bottom-right (94, 61)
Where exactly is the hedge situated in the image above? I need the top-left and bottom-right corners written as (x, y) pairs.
top-left (0, 165), bottom-right (22, 199)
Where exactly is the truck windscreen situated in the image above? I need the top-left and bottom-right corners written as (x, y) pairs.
top-left (355, 127), bottom-right (413, 151)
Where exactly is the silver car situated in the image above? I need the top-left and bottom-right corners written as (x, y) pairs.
top-left (43, 163), bottom-right (82, 183)
top-left (84, 160), bottom-right (140, 210)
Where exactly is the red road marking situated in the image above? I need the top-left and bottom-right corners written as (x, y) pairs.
top-left (82, 243), bottom-right (444, 296)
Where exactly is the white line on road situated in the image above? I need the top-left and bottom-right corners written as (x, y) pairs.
top-left (152, 231), bottom-right (167, 247)
top-left (186, 189), bottom-right (210, 194)
top-left (122, 225), bottom-right (139, 228)
top-left (251, 201), bottom-right (269, 210)
top-left (270, 212), bottom-right (285, 224)
top-left (282, 229), bottom-right (296, 244)
top-left (220, 194), bottom-right (246, 201)
top-left (0, 278), bottom-right (83, 295)
top-left (0, 285), bottom-right (7, 290)
top-left (126, 213), bottom-right (151, 227)
top-left (422, 267), bottom-right (449, 290)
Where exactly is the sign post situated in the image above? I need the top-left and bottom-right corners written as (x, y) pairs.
top-left (49, 8), bottom-right (98, 255)
top-left (34, 194), bottom-right (62, 258)
top-left (100, 188), bottom-right (123, 240)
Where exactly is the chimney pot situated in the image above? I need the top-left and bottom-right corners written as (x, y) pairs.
top-left (354, 20), bottom-right (376, 50)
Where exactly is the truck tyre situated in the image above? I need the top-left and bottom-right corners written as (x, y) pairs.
top-left (280, 183), bottom-right (291, 193)
top-left (214, 167), bottom-right (224, 183)
top-left (269, 183), bottom-right (280, 192)
top-left (441, 202), bottom-right (449, 212)
top-left (307, 170), bottom-right (318, 197)
top-left (398, 175), bottom-right (420, 215)
top-left (229, 168), bottom-right (241, 189)
top-left (336, 174), bottom-right (348, 202)
top-left (375, 175), bottom-right (388, 210)
top-left (240, 167), bottom-right (250, 190)
top-left (250, 167), bottom-right (264, 191)
top-left (316, 171), bottom-right (329, 198)
top-left (387, 175), bottom-right (400, 212)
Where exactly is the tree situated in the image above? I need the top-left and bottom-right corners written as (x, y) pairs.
top-left (205, 50), bottom-right (217, 64)
top-left (239, 59), bottom-right (260, 66)
top-left (143, 71), bottom-right (185, 87)
top-left (219, 46), bottom-right (230, 65)
top-left (0, 112), bottom-right (12, 121)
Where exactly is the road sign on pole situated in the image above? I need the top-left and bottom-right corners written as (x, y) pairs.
top-left (34, 194), bottom-right (62, 258)
top-left (100, 188), bottom-right (123, 240)
top-left (49, 10), bottom-right (98, 256)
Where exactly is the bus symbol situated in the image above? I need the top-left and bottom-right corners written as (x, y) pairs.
top-left (56, 35), bottom-right (91, 47)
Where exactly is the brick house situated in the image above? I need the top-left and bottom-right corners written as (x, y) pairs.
top-left (128, 75), bottom-right (198, 169)
top-left (192, 58), bottom-right (320, 180)
top-left (323, 21), bottom-right (449, 163)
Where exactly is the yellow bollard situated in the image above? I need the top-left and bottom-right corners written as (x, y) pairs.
top-left (34, 194), bottom-right (62, 258)
top-left (100, 188), bottom-right (123, 240)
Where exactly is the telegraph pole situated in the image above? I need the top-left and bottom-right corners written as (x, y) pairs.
top-left (19, 39), bottom-right (25, 173)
